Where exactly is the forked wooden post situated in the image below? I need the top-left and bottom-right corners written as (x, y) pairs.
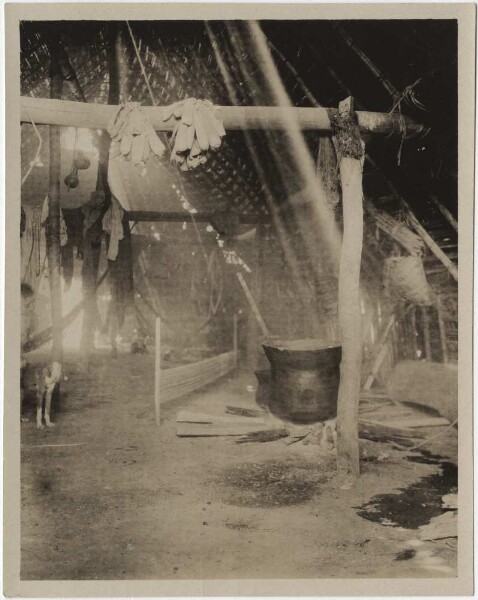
top-left (332, 97), bottom-right (365, 485)
top-left (154, 317), bottom-right (162, 426)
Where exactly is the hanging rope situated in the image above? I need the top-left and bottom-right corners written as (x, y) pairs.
top-left (21, 108), bottom-right (43, 187)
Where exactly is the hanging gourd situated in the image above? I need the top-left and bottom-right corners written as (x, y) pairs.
top-left (73, 150), bottom-right (90, 171)
top-left (64, 166), bottom-right (79, 189)
top-left (64, 129), bottom-right (83, 190)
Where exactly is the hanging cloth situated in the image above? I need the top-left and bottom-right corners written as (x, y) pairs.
top-left (102, 196), bottom-right (125, 261)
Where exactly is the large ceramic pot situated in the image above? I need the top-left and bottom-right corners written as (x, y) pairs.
top-left (262, 339), bottom-right (342, 425)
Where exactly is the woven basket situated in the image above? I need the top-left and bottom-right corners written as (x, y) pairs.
top-left (384, 256), bottom-right (433, 306)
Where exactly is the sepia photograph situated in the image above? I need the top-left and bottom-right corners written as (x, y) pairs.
top-left (3, 3), bottom-right (475, 596)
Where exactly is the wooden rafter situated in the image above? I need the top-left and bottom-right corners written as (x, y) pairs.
top-left (20, 96), bottom-right (424, 136)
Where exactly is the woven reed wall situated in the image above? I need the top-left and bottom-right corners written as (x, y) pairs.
top-left (159, 350), bottom-right (236, 403)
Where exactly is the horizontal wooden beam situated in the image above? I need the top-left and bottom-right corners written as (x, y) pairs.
top-left (20, 96), bottom-right (424, 136)
top-left (126, 210), bottom-right (269, 224)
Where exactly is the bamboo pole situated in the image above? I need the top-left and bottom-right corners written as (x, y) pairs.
top-left (19, 96), bottom-right (424, 137)
top-left (332, 23), bottom-right (401, 103)
top-left (236, 272), bottom-right (270, 338)
top-left (430, 195), bottom-right (458, 232)
top-left (46, 32), bottom-right (64, 375)
top-left (334, 98), bottom-right (365, 485)
top-left (154, 317), bottom-right (161, 426)
top-left (404, 207), bottom-right (458, 281)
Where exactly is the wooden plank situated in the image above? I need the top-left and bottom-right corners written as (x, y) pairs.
top-left (175, 410), bottom-right (265, 426)
top-left (176, 423), bottom-right (269, 437)
top-left (20, 96), bottom-right (424, 136)
top-left (359, 420), bottom-right (425, 439)
top-left (226, 406), bottom-right (265, 418)
top-left (362, 417), bottom-right (450, 429)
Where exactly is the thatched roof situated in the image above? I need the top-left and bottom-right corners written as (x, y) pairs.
top-left (20, 19), bottom-right (457, 211)
top-left (20, 20), bottom-right (458, 306)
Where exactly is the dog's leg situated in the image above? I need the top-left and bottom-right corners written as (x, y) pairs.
top-left (44, 383), bottom-right (56, 428)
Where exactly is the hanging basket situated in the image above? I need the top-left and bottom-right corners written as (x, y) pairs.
top-left (384, 256), bottom-right (433, 306)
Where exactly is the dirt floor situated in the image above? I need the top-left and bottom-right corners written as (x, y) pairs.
top-left (21, 349), bottom-right (457, 580)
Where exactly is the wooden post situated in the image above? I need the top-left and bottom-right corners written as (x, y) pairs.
top-left (80, 25), bottom-right (119, 368)
top-left (154, 317), bottom-right (161, 426)
top-left (410, 306), bottom-right (418, 359)
top-left (362, 314), bottom-right (395, 391)
top-left (46, 31), bottom-right (64, 375)
top-left (421, 306), bottom-right (432, 361)
top-left (333, 98), bottom-right (365, 485)
top-left (435, 295), bottom-right (449, 363)
top-left (233, 313), bottom-right (238, 368)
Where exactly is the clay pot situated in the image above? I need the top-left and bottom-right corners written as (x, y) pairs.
top-left (263, 339), bottom-right (342, 425)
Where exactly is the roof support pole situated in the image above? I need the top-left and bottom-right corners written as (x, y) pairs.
top-left (46, 30), bottom-right (64, 380)
top-left (333, 98), bottom-right (365, 486)
top-left (80, 24), bottom-right (119, 368)
top-left (421, 306), bottom-right (432, 361)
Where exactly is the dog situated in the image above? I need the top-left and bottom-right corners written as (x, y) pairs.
top-left (21, 361), bottom-right (60, 429)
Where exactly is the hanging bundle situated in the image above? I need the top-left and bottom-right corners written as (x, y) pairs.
top-left (102, 196), bottom-right (125, 261)
top-left (364, 200), bottom-right (424, 256)
top-left (163, 98), bottom-right (226, 171)
top-left (107, 102), bottom-right (166, 176)
top-left (383, 255), bottom-right (433, 306)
